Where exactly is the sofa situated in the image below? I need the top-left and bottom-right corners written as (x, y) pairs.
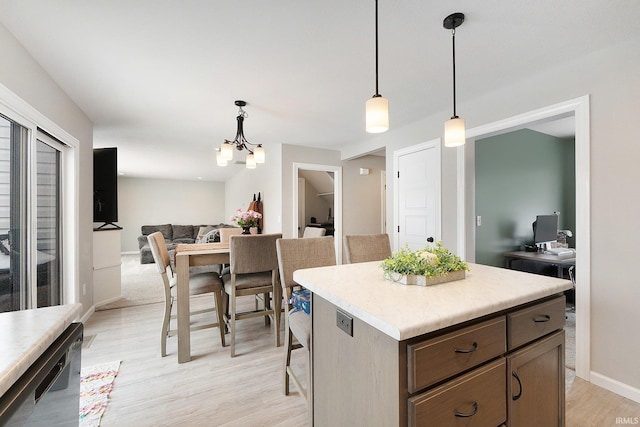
top-left (137, 223), bottom-right (238, 264)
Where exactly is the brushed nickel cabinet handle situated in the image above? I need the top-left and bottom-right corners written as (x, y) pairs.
top-left (454, 342), bottom-right (478, 353)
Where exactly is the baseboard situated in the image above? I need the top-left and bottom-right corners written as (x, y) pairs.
top-left (95, 296), bottom-right (122, 308)
top-left (79, 305), bottom-right (95, 324)
top-left (121, 251), bottom-right (139, 255)
top-left (590, 371), bottom-right (640, 404)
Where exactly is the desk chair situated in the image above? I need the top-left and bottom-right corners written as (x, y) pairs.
top-left (276, 236), bottom-right (336, 405)
top-left (147, 232), bottom-right (226, 357)
top-left (344, 233), bottom-right (391, 263)
top-left (222, 233), bottom-right (282, 357)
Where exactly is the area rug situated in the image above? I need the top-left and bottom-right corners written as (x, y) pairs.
top-left (79, 360), bottom-right (122, 427)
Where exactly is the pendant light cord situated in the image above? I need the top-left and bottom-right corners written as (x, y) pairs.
top-left (374, 0), bottom-right (380, 96)
top-left (451, 27), bottom-right (457, 118)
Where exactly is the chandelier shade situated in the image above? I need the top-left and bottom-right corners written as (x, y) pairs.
top-left (221, 141), bottom-right (234, 161)
top-left (216, 149), bottom-right (228, 166)
top-left (217, 100), bottom-right (264, 168)
top-left (254, 145), bottom-right (265, 163)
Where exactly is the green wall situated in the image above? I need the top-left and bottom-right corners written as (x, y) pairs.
top-left (475, 129), bottom-right (575, 268)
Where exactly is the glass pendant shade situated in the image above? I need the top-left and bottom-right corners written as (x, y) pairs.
top-left (254, 145), bottom-right (265, 163)
top-left (216, 150), bottom-right (228, 166)
top-left (221, 142), bottom-right (234, 160)
top-left (366, 96), bottom-right (389, 133)
top-left (444, 117), bottom-right (466, 147)
top-left (245, 153), bottom-right (256, 169)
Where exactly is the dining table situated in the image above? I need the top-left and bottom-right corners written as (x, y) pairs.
top-left (174, 242), bottom-right (230, 363)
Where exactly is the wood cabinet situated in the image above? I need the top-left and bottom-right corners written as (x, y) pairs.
top-left (312, 294), bottom-right (566, 426)
top-left (409, 358), bottom-right (506, 426)
top-left (507, 330), bottom-right (565, 426)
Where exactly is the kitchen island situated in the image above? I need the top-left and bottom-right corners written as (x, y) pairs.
top-left (294, 262), bottom-right (573, 426)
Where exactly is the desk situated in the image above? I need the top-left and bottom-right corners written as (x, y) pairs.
top-left (175, 243), bottom-right (229, 363)
top-left (504, 250), bottom-right (575, 278)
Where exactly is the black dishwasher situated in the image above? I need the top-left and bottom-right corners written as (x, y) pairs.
top-left (0, 322), bottom-right (83, 426)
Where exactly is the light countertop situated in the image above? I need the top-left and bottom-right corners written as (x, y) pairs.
top-left (0, 303), bottom-right (82, 397)
top-left (293, 262), bottom-right (573, 341)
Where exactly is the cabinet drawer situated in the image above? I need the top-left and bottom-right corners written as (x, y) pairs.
top-left (507, 296), bottom-right (565, 350)
top-left (408, 358), bottom-right (507, 427)
top-left (407, 316), bottom-right (506, 393)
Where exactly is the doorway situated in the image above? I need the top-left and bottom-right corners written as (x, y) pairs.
top-left (460, 96), bottom-right (590, 381)
top-left (293, 162), bottom-right (342, 263)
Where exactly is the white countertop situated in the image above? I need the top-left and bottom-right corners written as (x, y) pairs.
top-left (293, 262), bottom-right (573, 341)
top-left (0, 303), bottom-right (82, 397)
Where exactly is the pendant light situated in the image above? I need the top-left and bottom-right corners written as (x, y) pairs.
top-left (443, 13), bottom-right (465, 147)
top-left (365, 0), bottom-right (389, 133)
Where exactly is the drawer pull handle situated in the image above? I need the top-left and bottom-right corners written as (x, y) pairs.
top-left (454, 342), bottom-right (478, 354)
top-left (455, 401), bottom-right (478, 418)
top-left (533, 315), bottom-right (551, 323)
top-left (512, 371), bottom-right (523, 401)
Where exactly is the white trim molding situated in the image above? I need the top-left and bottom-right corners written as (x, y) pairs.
top-left (0, 82), bottom-right (81, 309)
top-left (591, 371), bottom-right (640, 404)
top-left (460, 95), bottom-right (591, 382)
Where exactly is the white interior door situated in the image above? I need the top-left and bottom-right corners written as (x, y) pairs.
top-left (394, 140), bottom-right (441, 251)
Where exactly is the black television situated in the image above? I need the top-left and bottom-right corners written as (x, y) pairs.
top-left (93, 148), bottom-right (120, 228)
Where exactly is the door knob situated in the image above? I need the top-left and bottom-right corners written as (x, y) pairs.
top-left (427, 237), bottom-right (434, 243)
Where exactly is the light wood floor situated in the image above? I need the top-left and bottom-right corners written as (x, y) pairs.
top-left (83, 297), bottom-right (640, 427)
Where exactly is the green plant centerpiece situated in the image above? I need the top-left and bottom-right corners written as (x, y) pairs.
top-left (381, 242), bottom-right (470, 286)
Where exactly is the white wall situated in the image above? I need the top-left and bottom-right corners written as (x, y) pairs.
top-left (0, 23), bottom-right (94, 316)
top-left (342, 155), bottom-right (386, 236)
top-left (343, 38), bottom-right (640, 397)
top-left (118, 177), bottom-right (226, 252)
top-left (225, 143), bottom-right (282, 234)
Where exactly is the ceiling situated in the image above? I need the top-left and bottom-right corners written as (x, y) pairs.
top-left (0, 0), bottom-right (637, 181)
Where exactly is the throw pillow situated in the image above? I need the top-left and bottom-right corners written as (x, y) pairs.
top-left (172, 225), bottom-right (194, 240)
top-left (141, 224), bottom-right (173, 240)
top-left (196, 226), bottom-right (216, 240)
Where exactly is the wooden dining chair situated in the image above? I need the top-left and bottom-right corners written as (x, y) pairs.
top-left (276, 236), bottom-right (336, 405)
top-left (219, 227), bottom-right (244, 244)
top-left (344, 233), bottom-right (392, 264)
top-left (222, 233), bottom-right (282, 357)
top-left (147, 232), bottom-right (226, 357)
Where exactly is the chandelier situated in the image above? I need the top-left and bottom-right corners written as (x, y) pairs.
top-left (216, 100), bottom-right (265, 168)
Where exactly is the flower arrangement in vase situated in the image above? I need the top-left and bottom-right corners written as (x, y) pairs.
top-left (230, 209), bottom-right (262, 234)
top-left (380, 242), bottom-right (470, 286)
